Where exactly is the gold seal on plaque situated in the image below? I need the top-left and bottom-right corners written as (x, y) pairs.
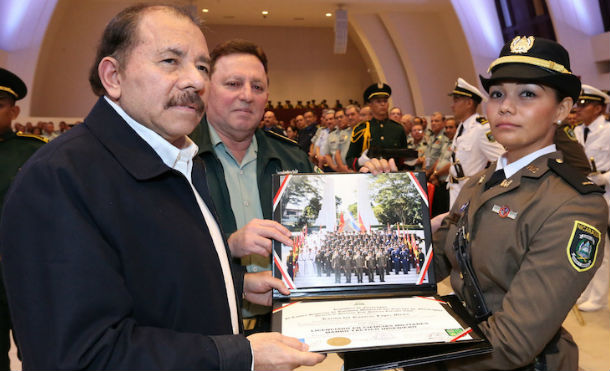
top-left (327, 337), bottom-right (352, 346)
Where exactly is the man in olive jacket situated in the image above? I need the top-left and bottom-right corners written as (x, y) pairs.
top-left (189, 39), bottom-right (315, 332)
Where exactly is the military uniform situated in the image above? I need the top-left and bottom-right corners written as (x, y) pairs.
top-left (337, 127), bottom-right (352, 165)
top-left (434, 152), bottom-right (607, 370)
top-left (433, 35), bottom-right (607, 370)
top-left (0, 131), bottom-right (47, 203)
top-left (345, 83), bottom-right (408, 170)
top-left (448, 113), bottom-right (504, 206)
top-left (554, 122), bottom-right (590, 175)
top-left (345, 118), bottom-right (407, 170)
top-left (574, 107), bottom-right (610, 311)
top-left (423, 130), bottom-right (450, 171)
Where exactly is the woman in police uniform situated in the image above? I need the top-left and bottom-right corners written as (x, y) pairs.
top-left (431, 37), bottom-right (608, 370)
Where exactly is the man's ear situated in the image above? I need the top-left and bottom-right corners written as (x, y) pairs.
top-left (98, 56), bottom-right (122, 100)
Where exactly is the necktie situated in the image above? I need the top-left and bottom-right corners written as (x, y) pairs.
top-left (456, 124), bottom-right (464, 138)
top-left (583, 126), bottom-right (590, 142)
top-left (484, 169), bottom-right (506, 190)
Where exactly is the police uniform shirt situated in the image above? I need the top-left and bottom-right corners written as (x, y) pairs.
top-left (424, 129), bottom-right (451, 170)
top-left (322, 128), bottom-right (341, 158)
top-left (338, 127), bottom-right (353, 163)
top-left (315, 128), bottom-right (330, 155)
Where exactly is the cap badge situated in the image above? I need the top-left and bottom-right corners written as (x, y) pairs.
top-left (377, 82), bottom-right (384, 89)
top-left (510, 36), bottom-right (535, 54)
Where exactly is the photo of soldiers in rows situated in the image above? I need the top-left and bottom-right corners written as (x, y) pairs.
top-left (284, 228), bottom-right (428, 288)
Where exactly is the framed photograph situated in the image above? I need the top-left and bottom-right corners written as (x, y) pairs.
top-left (270, 172), bottom-right (491, 366)
top-left (271, 172), bottom-right (435, 299)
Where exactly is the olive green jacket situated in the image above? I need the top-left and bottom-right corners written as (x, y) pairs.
top-left (189, 117), bottom-right (315, 237)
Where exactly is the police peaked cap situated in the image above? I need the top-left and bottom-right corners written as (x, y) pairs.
top-left (578, 84), bottom-right (610, 105)
top-left (363, 82), bottom-right (391, 103)
top-left (480, 36), bottom-right (581, 102)
top-left (449, 77), bottom-right (485, 104)
top-left (0, 68), bottom-right (27, 101)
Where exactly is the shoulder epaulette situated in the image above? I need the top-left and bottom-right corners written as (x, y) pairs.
top-left (476, 116), bottom-right (489, 125)
top-left (264, 129), bottom-right (298, 145)
top-left (350, 121), bottom-right (369, 142)
top-left (16, 131), bottom-right (48, 143)
top-left (547, 158), bottom-right (604, 194)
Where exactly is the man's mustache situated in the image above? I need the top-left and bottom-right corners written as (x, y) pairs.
top-left (165, 92), bottom-right (205, 114)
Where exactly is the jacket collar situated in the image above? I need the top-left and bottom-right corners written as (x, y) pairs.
top-left (467, 152), bottom-right (560, 218)
top-left (84, 97), bottom-right (171, 180)
top-left (195, 115), bottom-right (282, 163)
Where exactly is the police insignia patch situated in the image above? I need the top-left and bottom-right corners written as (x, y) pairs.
top-left (563, 126), bottom-right (577, 141)
top-left (485, 131), bottom-right (496, 142)
top-left (567, 221), bottom-right (601, 272)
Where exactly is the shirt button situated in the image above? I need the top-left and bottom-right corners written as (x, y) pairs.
top-left (239, 170), bottom-right (244, 175)
top-left (244, 201), bottom-right (249, 207)
top-left (380, 124), bottom-right (384, 128)
top-left (252, 267), bottom-right (258, 272)
top-left (381, 136), bottom-right (385, 140)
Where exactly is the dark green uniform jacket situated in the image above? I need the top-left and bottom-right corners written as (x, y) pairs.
top-left (0, 130), bottom-right (45, 370)
top-left (189, 117), bottom-right (315, 237)
top-left (0, 131), bottom-right (46, 204)
top-left (345, 117), bottom-right (407, 171)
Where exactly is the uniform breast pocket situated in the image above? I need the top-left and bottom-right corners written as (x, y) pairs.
top-left (458, 143), bottom-right (473, 154)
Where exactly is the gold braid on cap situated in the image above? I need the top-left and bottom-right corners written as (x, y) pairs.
top-left (487, 55), bottom-right (571, 74)
top-left (0, 86), bottom-right (18, 98)
top-left (578, 95), bottom-right (604, 102)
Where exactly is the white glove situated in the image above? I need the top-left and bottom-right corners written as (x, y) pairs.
top-left (588, 172), bottom-right (609, 186)
top-left (357, 149), bottom-right (371, 167)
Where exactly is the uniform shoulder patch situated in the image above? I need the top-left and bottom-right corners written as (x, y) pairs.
top-left (566, 221), bottom-right (600, 272)
top-left (485, 130), bottom-right (496, 142)
top-left (264, 129), bottom-right (298, 145)
top-left (562, 126), bottom-right (577, 142)
top-left (547, 158), bottom-right (604, 194)
top-left (16, 131), bottom-right (48, 143)
top-left (476, 116), bottom-right (489, 125)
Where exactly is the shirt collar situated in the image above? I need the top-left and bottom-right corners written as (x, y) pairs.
top-left (103, 96), bottom-right (199, 176)
top-left (588, 114), bottom-right (606, 130)
top-left (207, 119), bottom-right (258, 166)
top-left (496, 144), bottom-right (556, 178)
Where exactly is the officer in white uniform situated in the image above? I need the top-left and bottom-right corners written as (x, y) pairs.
top-left (573, 84), bottom-right (610, 311)
top-left (447, 78), bottom-right (505, 206)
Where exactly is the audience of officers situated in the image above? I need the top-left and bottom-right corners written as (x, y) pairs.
top-left (305, 230), bottom-right (425, 285)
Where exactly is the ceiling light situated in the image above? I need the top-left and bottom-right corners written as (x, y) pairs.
top-left (325, 12), bottom-right (332, 17)
top-left (202, 9), bottom-right (209, 13)
top-left (262, 10), bottom-right (269, 15)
